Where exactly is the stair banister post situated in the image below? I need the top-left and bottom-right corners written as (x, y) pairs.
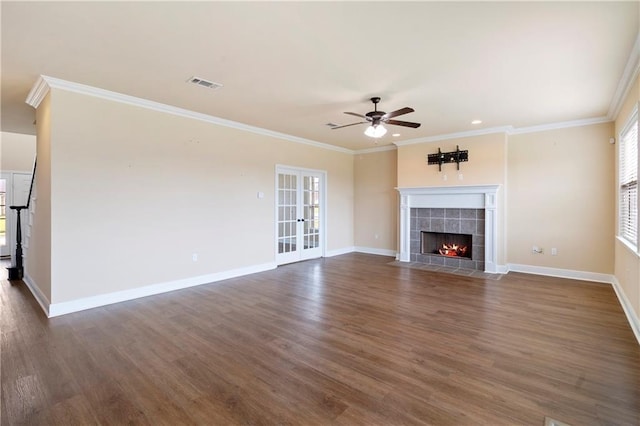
top-left (7, 206), bottom-right (25, 280)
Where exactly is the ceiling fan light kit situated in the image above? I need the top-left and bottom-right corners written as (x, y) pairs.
top-left (332, 96), bottom-right (421, 139)
top-left (364, 124), bottom-right (387, 138)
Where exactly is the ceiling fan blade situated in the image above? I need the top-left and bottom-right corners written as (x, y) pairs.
top-left (331, 121), bottom-right (368, 129)
top-left (385, 119), bottom-right (421, 128)
top-left (384, 107), bottom-right (414, 119)
top-left (344, 112), bottom-right (367, 119)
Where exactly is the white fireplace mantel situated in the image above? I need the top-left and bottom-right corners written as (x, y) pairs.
top-left (396, 185), bottom-right (501, 273)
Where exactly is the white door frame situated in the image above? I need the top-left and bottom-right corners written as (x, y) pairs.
top-left (275, 165), bottom-right (327, 265)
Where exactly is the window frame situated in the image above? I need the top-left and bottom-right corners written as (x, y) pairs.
top-left (618, 104), bottom-right (639, 253)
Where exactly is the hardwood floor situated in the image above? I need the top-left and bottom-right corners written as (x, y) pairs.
top-left (1, 253), bottom-right (639, 425)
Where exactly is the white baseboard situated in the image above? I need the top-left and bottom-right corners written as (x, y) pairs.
top-left (495, 264), bottom-right (509, 274)
top-left (611, 277), bottom-right (640, 346)
top-left (325, 246), bottom-right (398, 258)
top-left (325, 246), bottom-right (355, 257)
top-left (507, 263), bottom-right (614, 284)
top-left (354, 246), bottom-right (397, 257)
top-left (47, 262), bottom-right (277, 317)
top-left (23, 273), bottom-right (51, 317)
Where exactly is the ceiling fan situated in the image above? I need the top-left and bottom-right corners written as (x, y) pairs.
top-left (332, 97), bottom-right (421, 138)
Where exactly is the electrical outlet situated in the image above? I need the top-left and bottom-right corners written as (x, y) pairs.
top-left (192, 253), bottom-right (198, 262)
top-left (551, 248), bottom-right (557, 256)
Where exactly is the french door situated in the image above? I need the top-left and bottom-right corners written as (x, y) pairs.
top-left (276, 166), bottom-right (325, 265)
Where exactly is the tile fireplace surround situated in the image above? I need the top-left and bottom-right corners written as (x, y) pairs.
top-left (414, 209), bottom-right (485, 271)
top-left (397, 185), bottom-right (501, 273)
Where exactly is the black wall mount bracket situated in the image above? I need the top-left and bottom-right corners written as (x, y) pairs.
top-left (427, 146), bottom-right (468, 171)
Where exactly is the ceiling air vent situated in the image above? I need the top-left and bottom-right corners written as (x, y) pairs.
top-left (187, 76), bottom-right (223, 90)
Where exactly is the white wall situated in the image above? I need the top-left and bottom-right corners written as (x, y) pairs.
top-left (1, 131), bottom-right (36, 171)
top-left (354, 150), bottom-right (397, 253)
top-left (33, 86), bottom-right (354, 305)
top-left (507, 123), bottom-right (615, 274)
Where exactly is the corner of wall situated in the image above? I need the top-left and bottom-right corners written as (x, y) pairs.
top-left (611, 276), bottom-right (640, 345)
top-left (23, 273), bottom-right (51, 317)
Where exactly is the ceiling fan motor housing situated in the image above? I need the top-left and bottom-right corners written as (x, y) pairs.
top-left (366, 111), bottom-right (385, 123)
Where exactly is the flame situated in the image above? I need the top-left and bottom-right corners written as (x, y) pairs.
top-left (438, 243), bottom-right (468, 257)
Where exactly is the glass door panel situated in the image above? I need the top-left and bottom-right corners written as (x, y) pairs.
top-left (302, 175), bottom-right (320, 250)
top-left (277, 172), bottom-right (297, 259)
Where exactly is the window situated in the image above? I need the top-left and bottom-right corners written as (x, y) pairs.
top-left (619, 106), bottom-right (639, 249)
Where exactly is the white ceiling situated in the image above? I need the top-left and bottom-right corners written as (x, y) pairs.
top-left (2, 1), bottom-right (638, 151)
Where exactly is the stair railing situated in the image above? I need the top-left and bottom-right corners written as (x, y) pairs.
top-left (7, 157), bottom-right (36, 281)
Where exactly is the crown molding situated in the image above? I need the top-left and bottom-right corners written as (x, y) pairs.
top-left (24, 75), bottom-right (354, 155)
top-left (507, 116), bottom-right (611, 135)
top-left (25, 75), bottom-right (50, 108)
top-left (608, 31), bottom-right (640, 120)
top-left (392, 116), bottom-right (614, 147)
top-left (354, 144), bottom-right (397, 154)
top-left (393, 126), bottom-right (513, 147)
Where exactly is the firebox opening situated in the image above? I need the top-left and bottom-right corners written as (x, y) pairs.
top-left (421, 231), bottom-right (473, 259)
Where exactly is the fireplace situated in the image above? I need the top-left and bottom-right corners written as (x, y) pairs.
top-left (397, 185), bottom-right (500, 273)
top-left (422, 231), bottom-right (472, 258)
top-left (411, 207), bottom-right (483, 270)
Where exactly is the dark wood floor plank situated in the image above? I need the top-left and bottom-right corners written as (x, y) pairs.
top-left (2, 254), bottom-right (639, 425)
top-left (33, 394), bottom-right (99, 426)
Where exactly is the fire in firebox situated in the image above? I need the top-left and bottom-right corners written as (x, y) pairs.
top-left (438, 243), bottom-right (468, 257)
top-left (421, 231), bottom-right (473, 259)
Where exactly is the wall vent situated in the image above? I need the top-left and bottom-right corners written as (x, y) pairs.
top-left (187, 76), bottom-right (223, 90)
